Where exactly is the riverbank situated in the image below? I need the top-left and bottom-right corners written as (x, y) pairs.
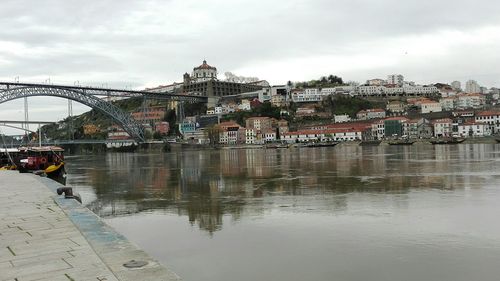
top-left (45, 136), bottom-right (500, 154)
top-left (0, 172), bottom-right (180, 281)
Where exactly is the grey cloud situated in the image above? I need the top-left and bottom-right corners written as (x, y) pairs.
top-left (0, 0), bottom-right (499, 87)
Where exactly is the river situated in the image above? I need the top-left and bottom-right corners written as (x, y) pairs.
top-left (66, 144), bottom-right (500, 281)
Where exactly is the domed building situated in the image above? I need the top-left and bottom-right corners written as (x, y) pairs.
top-left (191, 60), bottom-right (217, 82)
top-left (182, 60), bottom-right (265, 107)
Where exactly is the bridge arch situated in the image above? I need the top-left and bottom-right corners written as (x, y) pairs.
top-left (0, 85), bottom-right (145, 142)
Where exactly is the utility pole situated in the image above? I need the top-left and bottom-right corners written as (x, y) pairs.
top-left (68, 99), bottom-right (73, 140)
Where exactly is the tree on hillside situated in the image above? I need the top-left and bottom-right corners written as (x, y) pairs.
top-left (163, 109), bottom-right (178, 136)
top-left (321, 95), bottom-right (373, 117)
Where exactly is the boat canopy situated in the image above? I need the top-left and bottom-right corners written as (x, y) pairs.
top-left (18, 146), bottom-right (65, 152)
top-left (0, 148), bottom-right (20, 153)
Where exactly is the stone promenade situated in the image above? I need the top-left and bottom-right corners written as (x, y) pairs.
top-left (0, 171), bottom-right (180, 281)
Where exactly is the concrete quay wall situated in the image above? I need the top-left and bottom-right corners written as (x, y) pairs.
top-left (0, 171), bottom-right (181, 281)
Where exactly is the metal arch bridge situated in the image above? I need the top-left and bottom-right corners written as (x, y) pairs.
top-left (0, 82), bottom-right (207, 142)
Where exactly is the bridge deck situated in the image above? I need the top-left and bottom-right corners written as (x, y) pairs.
top-left (0, 172), bottom-right (180, 281)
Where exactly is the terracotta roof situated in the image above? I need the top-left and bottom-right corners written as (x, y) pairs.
top-left (194, 60), bottom-right (216, 70)
top-left (476, 111), bottom-right (500, 117)
top-left (384, 116), bottom-right (409, 121)
top-left (462, 121), bottom-right (482, 126)
top-left (432, 118), bottom-right (453, 124)
top-left (219, 121), bottom-right (240, 129)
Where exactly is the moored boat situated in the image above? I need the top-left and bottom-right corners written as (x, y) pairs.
top-left (388, 139), bottom-right (415, 145)
top-left (16, 146), bottom-right (65, 175)
top-left (430, 138), bottom-right (465, 145)
top-left (305, 142), bottom-right (339, 148)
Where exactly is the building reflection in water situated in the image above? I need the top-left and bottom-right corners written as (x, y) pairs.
top-left (70, 144), bottom-right (494, 233)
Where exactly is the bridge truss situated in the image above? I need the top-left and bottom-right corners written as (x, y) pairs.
top-left (0, 82), bottom-right (208, 142)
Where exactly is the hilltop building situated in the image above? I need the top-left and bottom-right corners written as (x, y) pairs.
top-left (182, 60), bottom-right (264, 107)
top-left (465, 80), bottom-right (480, 94)
top-left (387, 74), bottom-right (404, 86)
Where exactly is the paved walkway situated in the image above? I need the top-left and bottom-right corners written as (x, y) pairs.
top-left (0, 172), bottom-right (180, 281)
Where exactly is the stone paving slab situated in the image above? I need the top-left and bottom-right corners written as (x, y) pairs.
top-left (0, 172), bottom-right (181, 281)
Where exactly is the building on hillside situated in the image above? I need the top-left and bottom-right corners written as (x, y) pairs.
top-left (131, 106), bottom-right (166, 125)
top-left (456, 93), bottom-right (485, 109)
top-left (475, 111), bottom-right (500, 134)
top-left (356, 109), bottom-right (386, 120)
top-left (245, 129), bottom-right (257, 144)
top-left (263, 129), bottom-right (277, 142)
top-left (420, 101), bottom-right (442, 114)
top-left (271, 94), bottom-right (287, 107)
top-left (182, 61), bottom-right (264, 106)
top-left (433, 118), bottom-right (453, 137)
top-left (238, 99), bottom-right (252, 111)
top-left (296, 106), bottom-right (316, 117)
top-left (457, 122), bottom-right (491, 138)
top-left (218, 121), bottom-right (245, 145)
top-left (439, 97), bottom-right (456, 111)
top-left (246, 117), bottom-right (273, 132)
top-left (387, 74), bottom-right (404, 86)
top-left (107, 125), bottom-right (131, 140)
top-left (465, 80), bottom-right (480, 94)
top-left (145, 82), bottom-right (184, 93)
top-left (386, 101), bottom-right (407, 113)
top-left (269, 85), bottom-right (289, 107)
top-left (334, 114), bottom-right (351, 123)
top-left (451, 81), bottom-right (462, 91)
top-left (154, 122), bottom-right (170, 135)
top-left (83, 124), bottom-right (100, 135)
top-left (277, 119), bottom-right (289, 138)
top-left (366, 79), bottom-right (387, 86)
top-left (371, 120), bottom-right (385, 140)
top-left (179, 121), bottom-right (197, 134)
top-left (282, 128), bottom-right (367, 143)
top-left (291, 88), bottom-right (323, 103)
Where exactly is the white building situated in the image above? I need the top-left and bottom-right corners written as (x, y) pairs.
top-left (321, 86), bottom-right (355, 96)
top-left (334, 114), bottom-right (351, 123)
top-left (387, 74), bottom-right (404, 86)
top-left (457, 122), bottom-right (491, 138)
top-left (371, 120), bottom-right (385, 140)
top-left (403, 85), bottom-right (438, 95)
top-left (291, 89), bottom-right (323, 103)
top-left (357, 109), bottom-right (386, 120)
top-left (264, 130), bottom-right (277, 142)
top-left (245, 129), bottom-right (256, 144)
top-left (451, 81), bottom-right (462, 91)
top-left (421, 101), bottom-right (442, 114)
top-left (465, 80), bottom-right (480, 94)
top-left (386, 101), bottom-right (407, 113)
top-left (456, 93), bottom-right (485, 109)
top-left (238, 100), bottom-right (251, 111)
top-left (366, 79), bottom-right (386, 86)
top-left (356, 84), bottom-right (437, 96)
top-left (433, 118), bottom-right (453, 137)
top-left (475, 111), bottom-right (500, 134)
top-left (357, 85), bottom-right (384, 96)
top-left (282, 128), bottom-right (364, 143)
top-left (439, 97), bottom-right (455, 111)
top-left (191, 60), bottom-right (217, 82)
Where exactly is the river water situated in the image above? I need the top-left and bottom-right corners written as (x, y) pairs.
top-left (66, 144), bottom-right (500, 281)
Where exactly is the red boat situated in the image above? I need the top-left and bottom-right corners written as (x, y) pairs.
top-left (17, 146), bottom-right (65, 178)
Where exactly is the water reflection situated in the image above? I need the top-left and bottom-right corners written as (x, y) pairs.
top-left (67, 144), bottom-right (497, 233)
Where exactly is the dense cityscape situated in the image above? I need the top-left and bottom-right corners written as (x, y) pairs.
top-left (80, 60), bottom-right (500, 148)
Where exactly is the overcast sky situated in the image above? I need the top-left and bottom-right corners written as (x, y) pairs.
top-left (1, 0), bottom-right (500, 134)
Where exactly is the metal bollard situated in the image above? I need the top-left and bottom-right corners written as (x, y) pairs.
top-left (56, 187), bottom-right (82, 204)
